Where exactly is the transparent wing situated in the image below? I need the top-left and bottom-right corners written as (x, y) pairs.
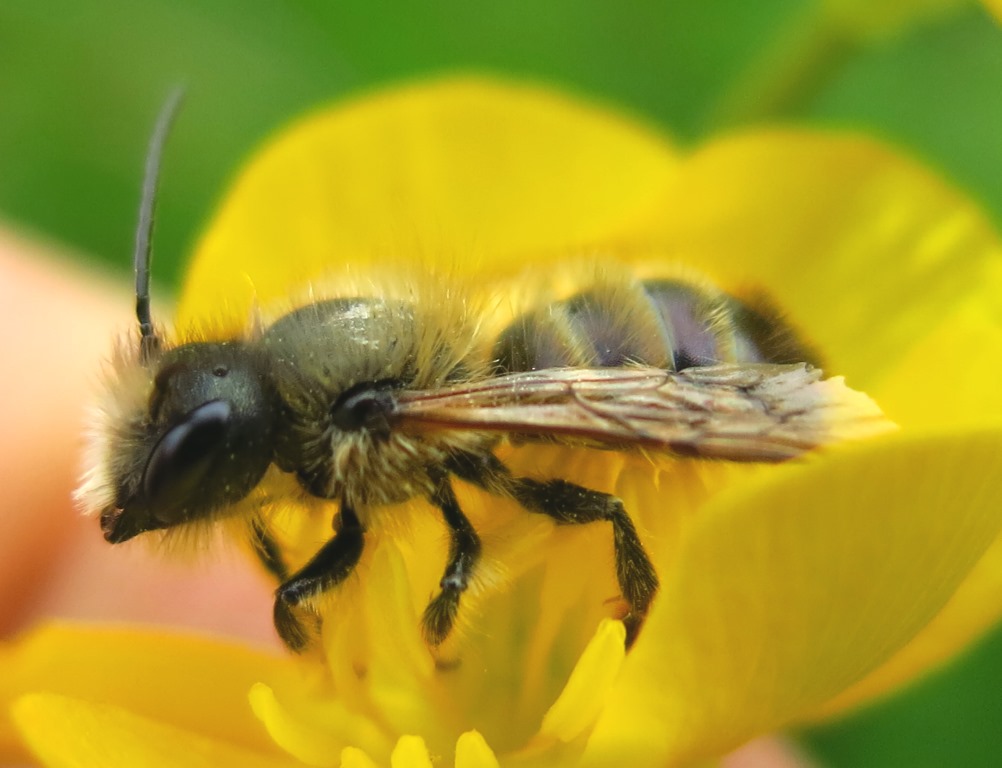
top-left (395, 363), bottom-right (894, 461)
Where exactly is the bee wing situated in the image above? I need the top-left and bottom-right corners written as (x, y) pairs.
top-left (395, 363), bottom-right (894, 461)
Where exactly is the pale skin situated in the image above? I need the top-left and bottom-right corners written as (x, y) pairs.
top-left (0, 228), bottom-right (278, 646)
top-left (0, 226), bottom-right (812, 767)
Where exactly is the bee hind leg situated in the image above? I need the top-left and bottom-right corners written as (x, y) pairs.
top-left (449, 451), bottom-right (659, 646)
top-left (273, 501), bottom-right (365, 652)
top-left (422, 477), bottom-right (482, 645)
top-left (512, 476), bottom-right (660, 645)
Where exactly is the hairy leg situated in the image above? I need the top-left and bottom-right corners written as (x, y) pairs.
top-left (449, 451), bottom-right (658, 641)
top-left (273, 502), bottom-right (365, 651)
top-left (422, 477), bottom-right (482, 645)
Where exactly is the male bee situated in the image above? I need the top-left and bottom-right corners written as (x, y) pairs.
top-left (78, 92), bottom-right (890, 651)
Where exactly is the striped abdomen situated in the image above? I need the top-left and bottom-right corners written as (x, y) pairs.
top-left (493, 278), bottom-right (818, 374)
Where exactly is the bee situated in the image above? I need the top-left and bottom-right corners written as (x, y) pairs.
top-left (78, 91), bottom-right (890, 651)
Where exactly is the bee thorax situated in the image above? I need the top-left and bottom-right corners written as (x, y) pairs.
top-left (328, 431), bottom-right (441, 506)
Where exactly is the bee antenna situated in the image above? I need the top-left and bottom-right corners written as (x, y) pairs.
top-left (135, 85), bottom-right (186, 362)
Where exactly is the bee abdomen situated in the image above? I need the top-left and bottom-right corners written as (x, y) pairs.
top-left (493, 278), bottom-right (818, 374)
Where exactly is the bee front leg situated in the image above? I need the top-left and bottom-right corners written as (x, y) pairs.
top-left (422, 477), bottom-right (482, 645)
top-left (274, 501), bottom-right (365, 651)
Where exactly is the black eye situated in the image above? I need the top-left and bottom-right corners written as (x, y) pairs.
top-left (142, 399), bottom-right (231, 524)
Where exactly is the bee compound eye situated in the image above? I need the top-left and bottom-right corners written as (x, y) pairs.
top-left (142, 399), bottom-right (232, 524)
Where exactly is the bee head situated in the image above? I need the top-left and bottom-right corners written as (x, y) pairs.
top-left (79, 88), bottom-right (274, 543)
top-left (97, 341), bottom-right (277, 543)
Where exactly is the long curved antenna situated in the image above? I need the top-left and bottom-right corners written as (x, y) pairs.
top-left (135, 86), bottom-right (186, 362)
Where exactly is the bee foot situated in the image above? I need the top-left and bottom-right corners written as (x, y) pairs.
top-left (422, 588), bottom-right (461, 646)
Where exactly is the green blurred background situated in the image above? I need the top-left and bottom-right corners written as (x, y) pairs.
top-left (2, 1), bottom-right (1001, 764)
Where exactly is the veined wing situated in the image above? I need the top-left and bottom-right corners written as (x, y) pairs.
top-left (394, 363), bottom-right (894, 461)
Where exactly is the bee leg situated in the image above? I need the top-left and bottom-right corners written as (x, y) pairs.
top-left (422, 478), bottom-right (482, 645)
top-left (514, 476), bottom-right (660, 643)
top-left (450, 452), bottom-right (659, 644)
top-left (273, 501), bottom-right (365, 651)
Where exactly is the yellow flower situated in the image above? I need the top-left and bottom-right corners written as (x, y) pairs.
top-left (4, 77), bottom-right (1002, 767)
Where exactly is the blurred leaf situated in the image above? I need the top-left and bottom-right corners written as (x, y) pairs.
top-left (807, 6), bottom-right (1002, 229)
top-left (0, 0), bottom-right (801, 284)
top-left (801, 621), bottom-right (1002, 767)
top-left (823, 0), bottom-right (975, 39)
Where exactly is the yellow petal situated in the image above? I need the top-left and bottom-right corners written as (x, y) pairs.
top-left (11, 693), bottom-right (296, 768)
top-left (0, 624), bottom-right (294, 757)
top-left (332, 539), bottom-right (440, 739)
top-left (810, 273), bottom-right (1002, 711)
top-left (651, 130), bottom-right (1002, 390)
top-left (538, 619), bottom-right (626, 743)
top-left (180, 77), bottom-right (679, 332)
top-left (454, 731), bottom-right (500, 768)
top-left (390, 735), bottom-right (433, 768)
top-left (872, 289), bottom-right (1002, 430)
top-left (0, 646), bottom-right (27, 764)
top-left (810, 518), bottom-right (1002, 718)
top-left (341, 747), bottom-right (379, 768)
top-left (810, 434), bottom-right (1002, 714)
top-left (249, 682), bottom-right (391, 766)
top-left (583, 428), bottom-right (1002, 767)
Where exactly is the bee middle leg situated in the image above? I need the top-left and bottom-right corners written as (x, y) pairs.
top-left (422, 477), bottom-right (482, 645)
top-left (273, 501), bottom-right (365, 651)
top-left (449, 451), bottom-right (659, 642)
